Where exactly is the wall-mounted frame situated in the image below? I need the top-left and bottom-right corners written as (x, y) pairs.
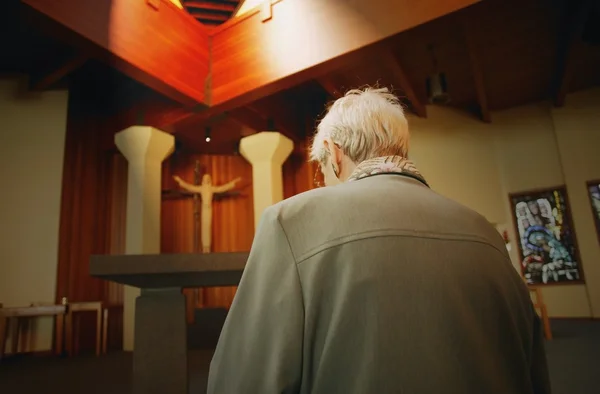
top-left (509, 186), bottom-right (584, 286)
top-left (586, 180), bottom-right (600, 243)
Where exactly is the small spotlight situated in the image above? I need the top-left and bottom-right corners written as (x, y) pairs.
top-left (205, 127), bottom-right (211, 143)
top-left (205, 136), bottom-right (211, 142)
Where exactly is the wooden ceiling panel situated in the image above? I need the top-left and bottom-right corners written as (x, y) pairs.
top-left (11, 0), bottom-right (600, 137)
top-left (191, 12), bottom-right (229, 22)
top-left (290, 80), bottom-right (330, 121)
top-left (316, 71), bottom-right (354, 99)
top-left (209, 0), bottom-right (481, 113)
top-left (0, 1), bottom-right (75, 76)
top-left (569, 42), bottom-right (600, 92)
top-left (183, 0), bottom-right (240, 27)
top-left (330, 61), bottom-right (426, 117)
top-left (22, 0), bottom-right (210, 106)
top-left (248, 92), bottom-right (304, 141)
top-left (339, 64), bottom-right (395, 93)
top-left (176, 115), bottom-right (245, 154)
top-left (471, 0), bottom-right (558, 110)
top-left (391, 12), bottom-right (477, 109)
top-left (186, 1), bottom-right (237, 12)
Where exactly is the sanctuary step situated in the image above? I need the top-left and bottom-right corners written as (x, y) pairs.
top-left (187, 308), bottom-right (228, 350)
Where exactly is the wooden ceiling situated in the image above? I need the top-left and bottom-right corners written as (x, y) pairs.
top-left (281, 0), bottom-right (600, 116)
top-left (183, 0), bottom-right (241, 27)
top-left (2, 0), bottom-right (599, 156)
top-left (175, 0), bottom-right (600, 154)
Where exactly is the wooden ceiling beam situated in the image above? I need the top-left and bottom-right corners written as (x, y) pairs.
top-left (30, 53), bottom-right (89, 91)
top-left (98, 101), bottom-right (193, 150)
top-left (247, 107), bottom-right (300, 143)
top-left (247, 97), bottom-right (303, 143)
top-left (381, 51), bottom-right (427, 118)
top-left (189, 12), bottom-right (229, 22)
top-left (185, 1), bottom-right (236, 12)
top-left (23, 0), bottom-right (478, 131)
top-left (207, 0), bottom-right (479, 113)
top-left (22, 0), bottom-right (210, 106)
top-left (554, 0), bottom-right (593, 107)
top-left (174, 0), bottom-right (477, 128)
top-left (176, 96), bottom-right (305, 145)
top-left (316, 74), bottom-right (348, 100)
top-left (462, 19), bottom-right (490, 123)
top-left (227, 107), bottom-right (269, 132)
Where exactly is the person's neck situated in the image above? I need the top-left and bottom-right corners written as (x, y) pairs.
top-left (339, 157), bottom-right (357, 181)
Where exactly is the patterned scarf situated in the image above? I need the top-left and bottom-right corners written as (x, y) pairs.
top-left (346, 156), bottom-right (429, 187)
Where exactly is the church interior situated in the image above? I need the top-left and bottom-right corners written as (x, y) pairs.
top-left (1, 0), bottom-right (599, 392)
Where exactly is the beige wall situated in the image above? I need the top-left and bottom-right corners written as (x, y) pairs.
top-left (409, 87), bottom-right (600, 318)
top-left (0, 77), bottom-right (68, 352)
top-left (552, 90), bottom-right (600, 317)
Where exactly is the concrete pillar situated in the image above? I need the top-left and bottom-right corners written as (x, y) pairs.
top-left (114, 126), bottom-right (175, 351)
top-left (240, 132), bottom-right (294, 229)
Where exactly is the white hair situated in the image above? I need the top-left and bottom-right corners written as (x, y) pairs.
top-left (309, 87), bottom-right (410, 164)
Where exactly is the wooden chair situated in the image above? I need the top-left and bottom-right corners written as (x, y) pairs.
top-left (0, 303), bottom-right (66, 361)
top-left (64, 300), bottom-right (124, 356)
top-left (101, 304), bottom-right (124, 354)
top-left (65, 301), bottom-right (103, 356)
top-left (528, 287), bottom-right (552, 340)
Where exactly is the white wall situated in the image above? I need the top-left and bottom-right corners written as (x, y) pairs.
top-left (409, 87), bottom-right (600, 318)
top-left (0, 77), bottom-right (68, 352)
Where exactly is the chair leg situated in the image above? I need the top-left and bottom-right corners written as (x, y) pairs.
top-left (0, 316), bottom-right (7, 361)
top-left (102, 309), bottom-right (108, 355)
top-left (74, 315), bottom-right (81, 355)
top-left (55, 313), bottom-right (65, 356)
top-left (95, 308), bottom-right (102, 356)
top-left (9, 317), bottom-right (19, 355)
top-left (65, 311), bottom-right (73, 356)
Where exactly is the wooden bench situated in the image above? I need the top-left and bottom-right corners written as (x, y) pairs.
top-left (65, 301), bottom-right (124, 356)
top-left (0, 304), bottom-right (66, 361)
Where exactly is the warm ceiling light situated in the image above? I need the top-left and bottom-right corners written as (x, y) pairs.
top-left (426, 44), bottom-right (450, 105)
top-left (205, 127), bottom-right (211, 142)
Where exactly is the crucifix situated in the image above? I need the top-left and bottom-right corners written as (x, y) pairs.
top-left (170, 162), bottom-right (242, 253)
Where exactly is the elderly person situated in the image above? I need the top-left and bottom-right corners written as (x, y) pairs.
top-left (207, 88), bottom-right (551, 394)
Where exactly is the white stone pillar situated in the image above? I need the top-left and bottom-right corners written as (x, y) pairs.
top-left (240, 132), bottom-right (294, 229)
top-left (114, 126), bottom-right (175, 351)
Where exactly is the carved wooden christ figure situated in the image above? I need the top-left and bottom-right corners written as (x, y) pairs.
top-left (173, 174), bottom-right (241, 253)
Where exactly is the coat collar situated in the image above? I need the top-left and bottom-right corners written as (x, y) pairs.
top-left (346, 156), bottom-right (429, 187)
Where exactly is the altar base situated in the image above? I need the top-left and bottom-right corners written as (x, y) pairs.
top-left (90, 252), bottom-right (247, 394)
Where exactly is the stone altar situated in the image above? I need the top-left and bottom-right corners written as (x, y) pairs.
top-left (97, 129), bottom-right (294, 393)
top-left (90, 252), bottom-right (247, 394)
